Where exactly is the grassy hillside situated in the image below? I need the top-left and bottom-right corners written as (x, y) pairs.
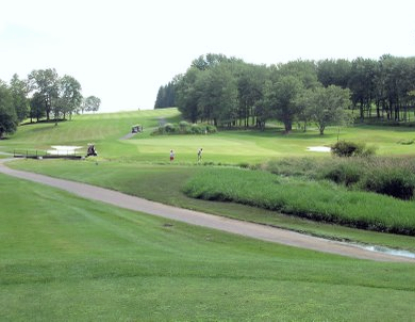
top-left (2, 108), bottom-right (415, 321)
top-left (2, 108), bottom-right (415, 163)
top-left (2, 173), bottom-right (415, 321)
top-left (5, 109), bottom-right (415, 245)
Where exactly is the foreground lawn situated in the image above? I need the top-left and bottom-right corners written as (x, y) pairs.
top-left (1, 173), bottom-right (415, 321)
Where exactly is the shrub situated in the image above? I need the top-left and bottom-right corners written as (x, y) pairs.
top-left (164, 123), bottom-right (176, 133)
top-left (179, 120), bottom-right (190, 128)
top-left (331, 141), bottom-right (376, 157)
top-left (206, 125), bottom-right (217, 133)
top-left (190, 124), bottom-right (203, 134)
top-left (397, 139), bottom-right (414, 145)
top-left (189, 123), bottom-right (217, 134)
top-left (238, 162), bottom-right (250, 169)
top-left (320, 162), bottom-right (363, 187)
top-left (331, 141), bottom-right (361, 157)
top-left (360, 169), bottom-right (415, 200)
top-left (153, 123), bottom-right (176, 135)
top-left (152, 126), bottom-right (166, 135)
top-left (179, 121), bottom-right (191, 133)
top-left (152, 121), bottom-right (217, 135)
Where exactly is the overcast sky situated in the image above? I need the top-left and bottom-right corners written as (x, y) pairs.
top-left (1, 0), bottom-right (414, 113)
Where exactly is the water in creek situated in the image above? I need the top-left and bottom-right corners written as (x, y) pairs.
top-left (356, 244), bottom-right (415, 259)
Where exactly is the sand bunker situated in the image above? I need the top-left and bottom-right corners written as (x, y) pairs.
top-left (307, 146), bottom-right (331, 152)
top-left (47, 146), bottom-right (83, 155)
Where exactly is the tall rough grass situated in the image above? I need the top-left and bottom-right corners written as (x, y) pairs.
top-left (183, 168), bottom-right (415, 235)
top-left (264, 156), bottom-right (415, 200)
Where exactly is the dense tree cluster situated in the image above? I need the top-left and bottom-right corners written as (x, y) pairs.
top-left (319, 55), bottom-right (415, 122)
top-left (154, 82), bottom-right (176, 109)
top-left (162, 53), bottom-right (415, 133)
top-left (0, 68), bottom-right (100, 138)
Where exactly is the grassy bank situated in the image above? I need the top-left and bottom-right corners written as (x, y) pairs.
top-left (183, 167), bottom-right (415, 235)
top-left (9, 159), bottom-right (415, 252)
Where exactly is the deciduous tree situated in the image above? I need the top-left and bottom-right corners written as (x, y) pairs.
top-left (265, 75), bottom-right (303, 133)
top-left (29, 92), bottom-right (46, 122)
top-left (307, 85), bottom-right (352, 135)
top-left (0, 81), bottom-right (17, 139)
top-left (237, 64), bottom-right (267, 128)
top-left (27, 68), bottom-right (60, 121)
top-left (84, 96), bottom-right (101, 113)
top-left (317, 59), bottom-right (351, 89)
top-left (56, 75), bottom-right (83, 119)
top-left (348, 58), bottom-right (377, 120)
top-left (175, 68), bottom-right (203, 123)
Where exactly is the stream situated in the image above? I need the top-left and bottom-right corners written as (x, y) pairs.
top-left (355, 244), bottom-right (415, 259)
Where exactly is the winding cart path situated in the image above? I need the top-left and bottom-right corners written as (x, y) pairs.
top-left (1, 158), bottom-right (413, 263)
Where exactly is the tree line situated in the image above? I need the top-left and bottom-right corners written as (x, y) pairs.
top-left (155, 53), bottom-right (415, 133)
top-left (0, 68), bottom-right (100, 139)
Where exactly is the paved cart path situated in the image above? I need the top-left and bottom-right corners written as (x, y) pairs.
top-left (1, 159), bottom-right (413, 263)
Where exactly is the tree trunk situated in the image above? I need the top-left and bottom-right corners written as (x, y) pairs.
top-left (388, 99), bottom-right (393, 120)
top-left (394, 103), bottom-right (399, 121)
top-left (245, 100), bottom-right (248, 128)
top-left (359, 101), bottom-right (364, 121)
top-left (46, 95), bottom-right (51, 121)
top-left (376, 101), bottom-right (380, 118)
top-left (284, 121), bottom-right (292, 133)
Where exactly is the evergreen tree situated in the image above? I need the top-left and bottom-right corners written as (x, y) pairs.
top-left (154, 82), bottom-right (176, 109)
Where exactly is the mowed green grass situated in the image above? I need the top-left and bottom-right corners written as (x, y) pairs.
top-left (10, 160), bottom-right (415, 252)
top-left (3, 108), bottom-right (415, 320)
top-left (5, 109), bottom-right (415, 247)
top-left (2, 173), bottom-right (415, 322)
top-left (2, 108), bottom-right (415, 163)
